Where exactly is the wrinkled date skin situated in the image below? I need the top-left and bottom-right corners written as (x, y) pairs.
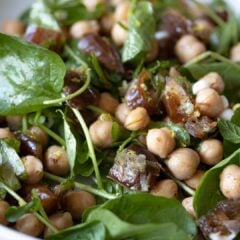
top-left (199, 199), bottom-right (240, 238)
top-left (23, 184), bottom-right (58, 214)
top-left (108, 144), bottom-right (161, 191)
top-left (78, 33), bottom-right (124, 73)
top-left (126, 69), bottom-right (163, 116)
top-left (16, 133), bottom-right (43, 160)
top-left (64, 70), bottom-right (100, 110)
top-left (24, 25), bottom-right (64, 52)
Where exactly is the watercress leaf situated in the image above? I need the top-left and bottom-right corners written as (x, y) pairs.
top-left (45, 221), bottom-right (106, 240)
top-left (29, 0), bottom-right (60, 31)
top-left (6, 198), bottom-right (39, 222)
top-left (183, 61), bottom-right (240, 101)
top-left (231, 107), bottom-right (240, 126)
top-left (58, 110), bottom-right (77, 177)
top-left (87, 208), bottom-right (192, 240)
top-left (218, 119), bottom-right (240, 144)
top-left (96, 193), bottom-right (197, 237)
top-left (122, 1), bottom-right (156, 63)
top-left (194, 148), bottom-right (240, 217)
top-left (0, 33), bottom-right (66, 115)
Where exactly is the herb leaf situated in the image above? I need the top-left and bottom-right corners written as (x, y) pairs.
top-left (122, 1), bottom-right (156, 63)
top-left (0, 33), bottom-right (66, 115)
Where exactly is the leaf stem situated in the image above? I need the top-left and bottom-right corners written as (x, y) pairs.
top-left (87, 105), bottom-right (107, 114)
top-left (22, 115), bottom-right (28, 133)
top-left (0, 182), bottom-right (58, 233)
top-left (117, 132), bottom-right (138, 154)
top-left (44, 172), bottom-right (116, 199)
top-left (37, 123), bottom-right (66, 147)
top-left (64, 45), bottom-right (88, 67)
top-left (43, 69), bottom-right (91, 105)
top-left (72, 108), bottom-right (103, 189)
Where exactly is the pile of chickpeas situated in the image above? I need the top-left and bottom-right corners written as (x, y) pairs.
top-left (1, 0), bottom-right (240, 238)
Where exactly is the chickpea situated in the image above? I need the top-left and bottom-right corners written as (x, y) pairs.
top-left (1, 20), bottom-right (25, 36)
top-left (111, 22), bottom-right (128, 46)
top-left (98, 92), bottom-right (119, 114)
top-left (182, 197), bottom-right (196, 218)
top-left (22, 155), bottom-right (44, 184)
top-left (146, 128), bottom-right (176, 158)
top-left (185, 170), bottom-right (205, 190)
top-left (220, 108), bottom-right (233, 121)
top-left (115, 103), bottom-right (131, 124)
top-left (230, 43), bottom-right (240, 62)
top-left (6, 115), bottom-right (22, 130)
top-left (89, 119), bottom-right (113, 148)
top-left (199, 139), bottom-right (223, 166)
top-left (175, 34), bottom-right (206, 63)
top-left (83, 0), bottom-right (105, 11)
top-left (114, 0), bottom-right (130, 22)
top-left (0, 128), bottom-right (14, 139)
top-left (124, 107), bottom-right (150, 131)
top-left (220, 164), bottom-right (240, 199)
top-left (150, 179), bottom-right (178, 198)
top-left (27, 126), bottom-right (48, 146)
top-left (44, 145), bottom-right (70, 176)
top-left (195, 88), bottom-right (224, 118)
top-left (44, 212), bottom-right (73, 236)
top-left (221, 96), bottom-right (229, 109)
top-left (15, 213), bottom-right (44, 237)
top-left (0, 200), bottom-right (10, 225)
top-left (62, 191), bottom-right (96, 220)
top-left (166, 148), bottom-right (200, 180)
top-left (100, 13), bottom-right (115, 35)
top-left (70, 20), bottom-right (99, 39)
top-left (192, 72), bottom-right (225, 95)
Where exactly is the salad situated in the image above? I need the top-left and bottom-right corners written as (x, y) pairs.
top-left (0, 0), bottom-right (240, 239)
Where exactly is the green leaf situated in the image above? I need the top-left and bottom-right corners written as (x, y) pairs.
top-left (87, 208), bottom-right (192, 240)
top-left (218, 119), bottom-right (240, 144)
top-left (59, 111), bottom-right (77, 177)
top-left (0, 33), bottom-right (66, 115)
top-left (45, 221), bottom-right (106, 240)
top-left (92, 193), bottom-right (197, 237)
top-left (194, 149), bottom-right (240, 217)
top-left (122, 1), bottom-right (156, 63)
top-left (29, 0), bottom-right (60, 31)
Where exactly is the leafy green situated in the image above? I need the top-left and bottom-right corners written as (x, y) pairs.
top-left (0, 33), bottom-right (66, 115)
top-left (122, 1), bottom-right (156, 63)
top-left (87, 208), bottom-right (192, 240)
top-left (59, 110), bottom-right (77, 177)
top-left (0, 140), bottom-right (26, 197)
top-left (46, 221), bottom-right (106, 240)
top-left (194, 149), bottom-right (240, 217)
top-left (89, 193), bottom-right (197, 237)
top-left (218, 119), bottom-right (240, 144)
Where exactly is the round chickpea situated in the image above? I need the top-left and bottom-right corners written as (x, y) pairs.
top-left (98, 92), bottom-right (119, 114)
top-left (182, 197), bottom-right (196, 218)
top-left (230, 43), bottom-right (240, 62)
top-left (115, 103), bottom-right (131, 124)
top-left (1, 20), bottom-right (25, 36)
top-left (185, 170), bottom-right (205, 190)
top-left (0, 200), bottom-right (10, 225)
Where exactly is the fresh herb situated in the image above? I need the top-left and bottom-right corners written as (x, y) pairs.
top-left (122, 1), bottom-right (156, 63)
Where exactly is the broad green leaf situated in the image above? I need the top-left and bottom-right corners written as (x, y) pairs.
top-left (45, 221), bottom-right (106, 240)
top-left (194, 149), bottom-right (240, 217)
top-left (122, 1), bottom-right (155, 63)
top-left (87, 208), bottom-right (192, 240)
top-left (0, 33), bottom-right (66, 115)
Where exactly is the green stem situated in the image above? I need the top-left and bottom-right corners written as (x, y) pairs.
top-left (72, 108), bottom-right (103, 189)
top-left (1, 182), bottom-right (58, 233)
top-left (191, 0), bottom-right (225, 27)
top-left (37, 123), bottom-right (66, 147)
top-left (117, 132), bottom-right (138, 154)
top-left (65, 45), bottom-right (88, 67)
top-left (44, 172), bottom-right (116, 200)
top-left (22, 115), bottom-right (28, 133)
top-left (43, 69), bottom-right (91, 105)
top-left (87, 105), bottom-right (107, 114)
top-left (33, 111), bottom-right (42, 124)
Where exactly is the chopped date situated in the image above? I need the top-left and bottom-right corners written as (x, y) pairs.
top-left (126, 69), bottom-right (162, 116)
top-left (64, 71), bottom-right (99, 110)
top-left (199, 199), bottom-right (240, 239)
top-left (24, 25), bottom-right (63, 52)
top-left (78, 33), bottom-right (124, 73)
top-left (108, 144), bottom-right (161, 192)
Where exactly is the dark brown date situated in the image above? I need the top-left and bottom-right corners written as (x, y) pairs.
top-left (126, 69), bottom-right (162, 116)
top-left (16, 133), bottom-right (43, 160)
top-left (24, 25), bottom-right (63, 52)
top-left (78, 33), bottom-right (124, 73)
